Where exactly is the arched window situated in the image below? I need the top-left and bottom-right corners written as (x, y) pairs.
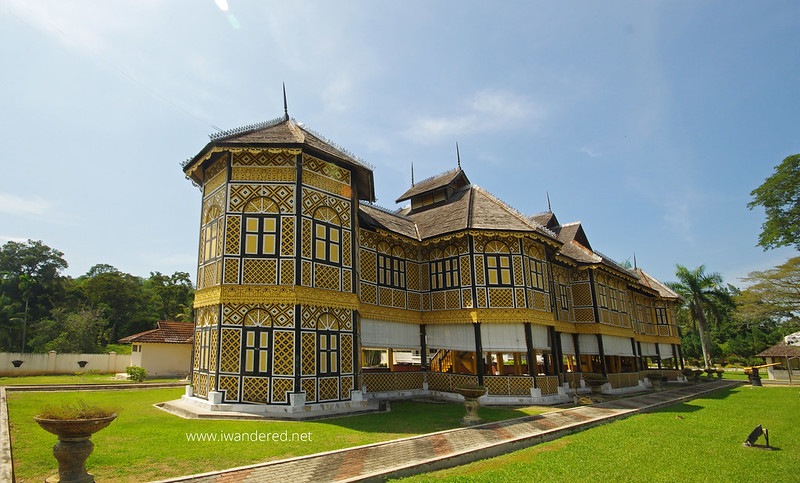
top-left (313, 206), bottom-right (342, 265)
top-left (242, 308), bottom-right (272, 375)
top-left (430, 245), bottom-right (459, 290)
top-left (318, 313), bottom-right (339, 376)
top-left (484, 240), bottom-right (511, 286)
top-left (241, 196), bottom-right (279, 257)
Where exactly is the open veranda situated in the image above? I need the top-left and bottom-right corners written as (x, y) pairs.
top-left (7, 383), bottom-right (798, 482)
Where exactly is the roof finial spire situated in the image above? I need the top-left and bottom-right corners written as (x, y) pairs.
top-left (411, 162), bottom-right (415, 186)
top-left (547, 192), bottom-right (552, 212)
top-left (633, 252), bottom-right (638, 270)
top-left (282, 82), bottom-right (289, 120)
top-left (456, 142), bottom-right (461, 169)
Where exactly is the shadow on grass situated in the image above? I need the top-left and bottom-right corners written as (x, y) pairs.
top-left (313, 400), bottom-right (532, 436)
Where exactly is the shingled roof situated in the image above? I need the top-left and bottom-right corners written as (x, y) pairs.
top-left (118, 321), bottom-right (194, 344)
top-left (183, 115), bottom-right (375, 202)
top-left (635, 269), bottom-right (683, 300)
top-left (395, 169), bottom-right (469, 203)
top-left (756, 341), bottom-right (800, 358)
top-left (359, 203), bottom-right (419, 240)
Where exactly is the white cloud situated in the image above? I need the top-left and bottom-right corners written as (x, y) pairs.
top-left (0, 235), bottom-right (29, 244)
top-left (403, 89), bottom-right (544, 144)
top-left (0, 193), bottom-right (52, 217)
top-left (578, 147), bottom-right (601, 158)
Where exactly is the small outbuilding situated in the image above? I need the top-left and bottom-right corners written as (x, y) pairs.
top-left (118, 321), bottom-right (194, 379)
top-left (756, 331), bottom-right (800, 383)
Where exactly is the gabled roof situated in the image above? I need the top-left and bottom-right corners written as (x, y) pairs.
top-left (555, 222), bottom-right (592, 251)
top-left (118, 321), bottom-right (194, 344)
top-left (385, 185), bottom-right (557, 242)
top-left (635, 269), bottom-right (683, 300)
top-left (756, 341), bottom-right (800, 358)
top-left (395, 168), bottom-right (470, 203)
top-left (530, 212), bottom-right (560, 230)
top-left (183, 115), bottom-right (375, 201)
top-left (359, 203), bottom-right (419, 240)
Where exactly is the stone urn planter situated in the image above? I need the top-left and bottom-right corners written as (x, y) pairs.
top-left (453, 385), bottom-right (487, 426)
top-left (34, 412), bottom-right (117, 483)
top-left (716, 369), bottom-right (724, 379)
top-left (692, 370), bottom-right (703, 383)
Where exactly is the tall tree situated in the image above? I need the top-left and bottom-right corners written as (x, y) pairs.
top-left (736, 256), bottom-right (800, 333)
top-left (749, 153), bottom-right (800, 250)
top-left (146, 271), bottom-right (194, 322)
top-left (80, 266), bottom-right (147, 343)
top-left (668, 265), bottom-right (732, 369)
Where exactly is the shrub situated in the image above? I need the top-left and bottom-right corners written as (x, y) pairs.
top-left (37, 400), bottom-right (116, 420)
top-left (126, 366), bottom-right (147, 382)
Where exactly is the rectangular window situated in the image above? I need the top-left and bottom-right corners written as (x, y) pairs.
top-left (530, 259), bottom-right (545, 290)
top-left (486, 255), bottom-right (511, 286)
top-left (655, 307), bottom-right (668, 325)
top-left (597, 284), bottom-right (608, 308)
top-left (244, 216), bottom-right (277, 256)
top-left (609, 288), bottom-right (618, 311)
top-left (243, 328), bottom-right (270, 374)
top-left (619, 291), bottom-right (627, 314)
top-left (318, 333), bottom-right (339, 376)
top-left (559, 284), bottom-right (569, 311)
top-left (430, 258), bottom-right (458, 290)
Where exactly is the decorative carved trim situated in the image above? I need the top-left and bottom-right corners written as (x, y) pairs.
top-left (193, 285), bottom-right (359, 310)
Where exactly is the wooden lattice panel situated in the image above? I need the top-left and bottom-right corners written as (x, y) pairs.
top-left (460, 256), bottom-right (472, 286)
top-left (534, 292), bottom-right (547, 311)
top-left (196, 372), bottom-right (209, 397)
top-left (301, 260), bottom-right (312, 286)
top-left (407, 292), bottom-right (421, 310)
top-left (193, 332), bottom-right (201, 369)
top-left (474, 255), bottom-right (485, 285)
top-left (340, 333), bottom-right (353, 374)
top-left (281, 217), bottom-right (294, 256)
top-left (271, 378), bottom-right (294, 403)
top-left (304, 155), bottom-right (351, 185)
top-left (302, 332), bottom-right (316, 375)
top-left (396, 372), bottom-right (425, 390)
top-left (342, 232), bottom-right (352, 268)
top-left (363, 373), bottom-right (393, 392)
top-left (228, 184), bottom-right (294, 213)
top-left (392, 289), bottom-right (406, 308)
top-left (224, 258), bottom-right (239, 284)
top-left (340, 375), bottom-right (354, 400)
top-left (242, 258), bottom-right (277, 285)
top-left (462, 289), bottom-right (473, 308)
top-left (219, 328), bottom-right (240, 373)
top-left (431, 291), bottom-right (446, 310)
top-left (426, 372), bottom-right (450, 392)
top-left (574, 308), bottom-right (594, 322)
top-left (271, 330), bottom-right (295, 376)
top-left (488, 288), bottom-right (514, 308)
top-left (476, 289), bottom-right (487, 308)
top-left (225, 216), bottom-right (241, 255)
top-left (218, 375), bottom-right (239, 402)
top-left (204, 169), bottom-right (226, 197)
top-left (232, 149), bottom-right (295, 167)
top-left (361, 283), bottom-right (377, 304)
top-left (342, 269), bottom-right (352, 293)
top-left (571, 284), bottom-right (592, 306)
top-left (509, 376), bottom-right (534, 395)
top-left (513, 256), bottom-right (523, 285)
top-left (278, 259), bottom-right (294, 285)
top-left (361, 250), bottom-right (376, 283)
top-left (515, 288), bottom-right (526, 308)
top-left (406, 263), bottom-right (419, 291)
top-left (379, 287), bottom-right (392, 306)
top-left (314, 263), bottom-right (340, 291)
top-left (484, 376), bottom-right (509, 395)
top-left (301, 219), bottom-right (312, 259)
top-left (444, 290), bottom-right (459, 309)
top-left (302, 377), bottom-right (316, 402)
top-left (242, 376), bottom-right (270, 403)
top-left (301, 188), bottom-right (351, 228)
top-left (536, 375), bottom-right (559, 395)
top-left (318, 377), bottom-right (339, 401)
top-left (452, 374), bottom-right (479, 388)
top-left (208, 329), bottom-right (218, 372)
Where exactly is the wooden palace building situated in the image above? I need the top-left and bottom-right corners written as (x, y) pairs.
top-left (181, 109), bottom-right (684, 414)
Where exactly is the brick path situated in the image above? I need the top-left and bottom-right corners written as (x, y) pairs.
top-left (154, 381), bottom-right (741, 483)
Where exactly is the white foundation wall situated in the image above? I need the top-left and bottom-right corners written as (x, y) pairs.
top-left (0, 351), bottom-right (129, 376)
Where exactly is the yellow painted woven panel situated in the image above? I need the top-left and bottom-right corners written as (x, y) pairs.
top-left (536, 376), bottom-right (559, 395)
top-left (406, 263), bottom-right (419, 291)
top-left (301, 218), bottom-right (312, 259)
top-left (242, 258), bottom-right (277, 285)
top-left (304, 155), bottom-right (351, 185)
top-left (361, 250), bottom-right (376, 283)
top-left (534, 292), bottom-right (546, 311)
top-left (302, 332), bottom-right (316, 375)
top-left (515, 288), bottom-right (526, 308)
top-left (460, 256), bottom-right (472, 286)
top-left (272, 330), bottom-right (294, 376)
top-left (242, 376), bottom-right (270, 403)
top-left (302, 378), bottom-right (316, 402)
top-left (361, 283), bottom-right (377, 304)
top-left (219, 375), bottom-right (239, 402)
top-left (271, 378), bottom-right (294, 403)
top-left (342, 269), bottom-right (352, 294)
top-left (340, 375), bottom-right (354, 400)
top-left (340, 333), bottom-right (353, 374)
top-left (446, 290), bottom-right (460, 309)
top-left (279, 259), bottom-right (294, 286)
top-left (407, 291), bottom-right (421, 310)
top-left (572, 284), bottom-right (592, 306)
top-left (314, 263), bottom-right (340, 291)
top-left (232, 149), bottom-right (295, 167)
top-left (318, 377), bottom-right (338, 401)
top-left (462, 289), bottom-right (473, 308)
top-left (431, 292), bottom-right (445, 310)
top-left (281, 217), bottom-right (294, 256)
top-left (392, 289), bottom-right (406, 308)
top-left (509, 376), bottom-right (534, 395)
top-left (220, 328), bottom-right (240, 373)
top-left (231, 166), bottom-right (296, 182)
top-left (225, 215), bottom-right (241, 256)
top-left (474, 255), bottom-right (485, 285)
top-left (488, 288), bottom-right (514, 308)
top-left (224, 258), bottom-right (239, 285)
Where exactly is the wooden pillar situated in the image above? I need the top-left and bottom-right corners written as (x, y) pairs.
top-left (524, 323), bottom-right (535, 375)
top-left (597, 334), bottom-right (607, 376)
top-left (631, 338), bottom-right (639, 372)
top-left (473, 323), bottom-right (484, 385)
top-left (573, 334), bottom-right (582, 373)
top-left (655, 343), bottom-right (662, 369)
top-left (514, 353), bottom-right (522, 375)
top-left (419, 324), bottom-right (427, 370)
top-left (388, 348), bottom-right (394, 372)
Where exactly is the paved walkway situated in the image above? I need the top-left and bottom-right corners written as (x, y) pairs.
top-left (155, 381), bottom-right (741, 483)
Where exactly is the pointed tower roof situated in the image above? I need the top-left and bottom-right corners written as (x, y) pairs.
top-left (183, 115), bottom-right (375, 201)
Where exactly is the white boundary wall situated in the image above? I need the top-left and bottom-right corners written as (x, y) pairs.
top-left (0, 351), bottom-right (129, 376)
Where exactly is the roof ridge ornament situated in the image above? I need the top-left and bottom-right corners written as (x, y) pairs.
top-left (456, 142), bottom-right (461, 169)
top-left (283, 82), bottom-right (289, 120)
top-left (547, 192), bottom-right (552, 212)
top-left (411, 162), bottom-right (415, 186)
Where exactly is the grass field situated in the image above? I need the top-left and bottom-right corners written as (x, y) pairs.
top-left (397, 385), bottom-right (800, 482)
top-left (7, 388), bottom-right (554, 482)
top-left (0, 374), bottom-right (182, 385)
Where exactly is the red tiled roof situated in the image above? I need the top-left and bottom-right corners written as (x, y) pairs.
top-left (118, 321), bottom-right (194, 344)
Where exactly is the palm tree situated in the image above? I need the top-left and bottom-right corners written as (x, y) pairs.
top-left (668, 265), bottom-right (732, 369)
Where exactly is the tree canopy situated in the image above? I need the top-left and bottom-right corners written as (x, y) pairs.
top-left (749, 153), bottom-right (800, 251)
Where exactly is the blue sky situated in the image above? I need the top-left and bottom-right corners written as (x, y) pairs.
top-left (1, 1), bottom-right (798, 287)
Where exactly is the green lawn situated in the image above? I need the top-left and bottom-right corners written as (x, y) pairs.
top-left (0, 374), bottom-right (182, 385)
top-left (397, 385), bottom-right (800, 482)
top-left (8, 388), bottom-right (553, 482)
